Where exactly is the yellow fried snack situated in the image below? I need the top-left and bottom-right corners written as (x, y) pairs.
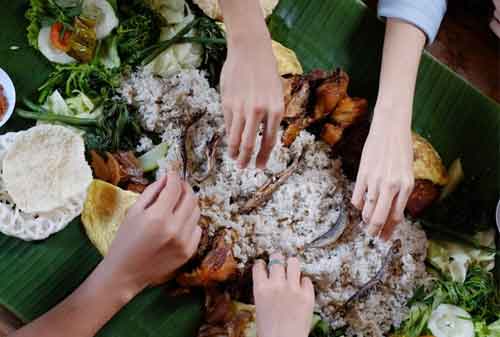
top-left (272, 40), bottom-right (303, 75)
top-left (81, 180), bottom-right (138, 255)
top-left (412, 132), bottom-right (449, 186)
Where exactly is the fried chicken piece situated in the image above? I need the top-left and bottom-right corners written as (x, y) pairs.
top-left (199, 289), bottom-right (257, 337)
top-left (321, 123), bottom-right (344, 146)
top-left (177, 231), bottom-right (238, 287)
top-left (282, 69), bottom-right (349, 147)
top-left (313, 70), bottom-right (349, 120)
top-left (282, 75), bottom-right (310, 119)
top-left (330, 96), bottom-right (368, 128)
top-left (90, 150), bottom-right (111, 182)
top-left (406, 179), bottom-right (440, 217)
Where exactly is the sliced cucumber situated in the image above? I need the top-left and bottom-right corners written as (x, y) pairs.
top-left (428, 304), bottom-right (474, 337)
top-left (138, 143), bottom-right (169, 172)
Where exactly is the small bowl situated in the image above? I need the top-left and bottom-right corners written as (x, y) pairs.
top-left (0, 68), bottom-right (16, 128)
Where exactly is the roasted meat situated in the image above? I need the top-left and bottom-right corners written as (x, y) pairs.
top-left (199, 289), bottom-right (257, 337)
top-left (330, 96), bottom-right (368, 128)
top-left (177, 230), bottom-right (238, 287)
top-left (89, 150), bottom-right (149, 191)
top-left (320, 123), bottom-right (344, 146)
top-left (282, 75), bottom-right (310, 119)
top-left (313, 70), bottom-right (349, 120)
top-left (281, 69), bottom-right (362, 147)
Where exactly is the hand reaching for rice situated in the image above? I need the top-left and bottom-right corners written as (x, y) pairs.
top-left (104, 171), bottom-right (202, 290)
top-left (8, 172), bottom-right (202, 337)
top-left (253, 253), bottom-right (315, 337)
top-left (351, 110), bottom-right (414, 240)
top-left (220, 0), bottom-right (285, 170)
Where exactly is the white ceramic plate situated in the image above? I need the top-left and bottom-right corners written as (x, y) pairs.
top-left (0, 68), bottom-right (16, 128)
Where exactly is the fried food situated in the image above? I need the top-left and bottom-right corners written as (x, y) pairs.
top-left (282, 75), bottom-right (310, 119)
top-left (321, 123), bottom-right (344, 147)
top-left (330, 96), bottom-right (368, 128)
top-left (3, 125), bottom-right (92, 213)
top-left (281, 69), bottom-right (366, 147)
top-left (313, 70), bottom-right (349, 120)
top-left (406, 179), bottom-right (441, 217)
top-left (199, 289), bottom-right (257, 337)
top-left (412, 132), bottom-right (448, 186)
top-left (177, 231), bottom-right (238, 287)
top-left (90, 151), bottom-right (149, 191)
top-left (272, 40), bottom-right (303, 75)
top-left (81, 180), bottom-right (138, 255)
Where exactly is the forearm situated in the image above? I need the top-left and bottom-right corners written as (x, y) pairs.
top-left (9, 261), bottom-right (138, 337)
top-left (219, 0), bottom-right (271, 48)
top-left (375, 18), bottom-right (426, 127)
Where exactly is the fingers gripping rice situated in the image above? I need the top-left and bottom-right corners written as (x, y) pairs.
top-left (2, 125), bottom-right (92, 214)
top-left (0, 132), bottom-right (87, 240)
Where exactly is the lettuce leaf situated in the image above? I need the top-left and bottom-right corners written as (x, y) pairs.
top-left (26, 0), bottom-right (47, 48)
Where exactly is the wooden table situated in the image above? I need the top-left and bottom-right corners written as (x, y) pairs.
top-left (0, 1), bottom-right (498, 335)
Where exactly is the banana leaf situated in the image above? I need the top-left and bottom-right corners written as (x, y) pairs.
top-left (0, 0), bottom-right (498, 336)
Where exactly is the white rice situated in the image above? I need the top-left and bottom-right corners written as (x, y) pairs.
top-left (121, 68), bottom-right (428, 337)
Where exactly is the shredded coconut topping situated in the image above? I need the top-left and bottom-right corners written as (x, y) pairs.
top-left (121, 68), bottom-right (428, 336)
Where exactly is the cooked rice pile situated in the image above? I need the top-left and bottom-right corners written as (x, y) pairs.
top-left (121, 69), bottom-right (428, 337)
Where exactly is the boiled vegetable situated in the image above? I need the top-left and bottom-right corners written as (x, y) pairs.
top-left (138, 143), bottom-right (169, 172)
top-left (427, 304), bottom-right (474, 337)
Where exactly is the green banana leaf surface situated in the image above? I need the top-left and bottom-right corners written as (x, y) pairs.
top-left (0, 0), bottom-right (498, 336)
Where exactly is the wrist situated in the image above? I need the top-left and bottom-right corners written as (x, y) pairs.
top-left (227, 28), bottom-right (272, 55)
top-left (91, 260), bottom-right (144, 305)
top-left (372, 98), bottom-right (413, 129)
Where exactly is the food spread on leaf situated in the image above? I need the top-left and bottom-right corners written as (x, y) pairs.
top-left (3, 0), bottom-right (497, 336)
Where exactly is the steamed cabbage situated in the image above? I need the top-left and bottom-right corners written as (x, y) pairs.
top-left (146, 13), bottom-right (203, 77)
top-left (146, 0), bottom-right (186, 23)
top-left (427, 229), bottom-right (496, 283)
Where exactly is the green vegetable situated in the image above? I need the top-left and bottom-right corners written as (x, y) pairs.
top-left (137, 17), bottom-right (226, 75)
top-left (98, 35), bottom-right (121, 69)
top-left (396, 266), bottom-right (500, 337)
top-left (37, 61), bottom-right (121, 103)
top-left (26, 0), bottom-right (83, 49)
top-left (309, 318), bottom-right (346, 337)
top-left (116, 1), bottom-right (162, 66)
top-left (17, 98), bottom-right (143, 151)
top-left (138, 143), bottom-right (169, 172)
top-left (65, 91), bottom-right (97, 115)
top-left (475, 319), bottom-right (500, 337)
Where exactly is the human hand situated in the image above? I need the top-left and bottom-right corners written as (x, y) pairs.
top-left (221, 32), bottom-right (284, 169)
top-left (101, 172), bottom-right (202, 295)
top-left (491, 0), bottom-right (500, 38)
top-left (253, 253), bottom-right (315, 337)
top-left (351, 105), bottom-right (414, 240)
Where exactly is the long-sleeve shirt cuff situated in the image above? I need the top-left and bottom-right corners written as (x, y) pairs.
top-left (378, 0), bottom-right (447, 44)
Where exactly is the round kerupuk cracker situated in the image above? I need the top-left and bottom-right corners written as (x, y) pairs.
top-left (2, 125), bottom-right (92, 214)
top-left (0, 131), bottom-right (87, 240)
